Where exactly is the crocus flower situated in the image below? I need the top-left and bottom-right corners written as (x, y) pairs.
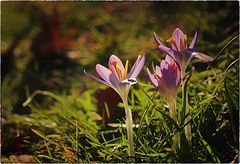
top-left (154, 28), bottom-right (213, 77)
top-left (147, 55), bottom-right (181, 151)
top-left (85, 54), bottom-right (145, 100)
top-left (147, 55), bottom-right (180, 104)
top-left (154, 28), bottom-right (212, 146)
top-left (147, 55), bottom-right (180, 124)
top-left (85, 54), bottom-right (146, 157)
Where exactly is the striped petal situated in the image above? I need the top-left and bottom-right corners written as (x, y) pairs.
top-left (84, 69), bottom-right (112, 88)
top-left (96, 64), bottom-right (119, 87)
top-left (158, 45), bottom-right (176, 61)
top-left (162, 67), bottom-right (176, 88)
top-left (147, 68), bottom-right (158, 87)
top-left (153, 32), bottom-right (165, 47)
top-left (189, 30), bottom-right (198, 49)
top-left (171, 28), bottom-right (185, 51)
top-left (128, 54), bottom-right (146, 78)
top-left (192, 52), bottom-right (214, 62)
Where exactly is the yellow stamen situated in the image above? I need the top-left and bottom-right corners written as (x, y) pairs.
top-left (184, 34), bottom-right (187, 42)
top-left (184, 34), bottom-right (187, 49)
top-left (124, 60), bottom-right (129, 79)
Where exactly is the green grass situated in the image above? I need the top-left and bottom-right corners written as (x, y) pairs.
top-left (1, 2), bottom-right (239, 163)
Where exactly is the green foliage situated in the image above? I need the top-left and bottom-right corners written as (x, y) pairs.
top-left (1, 2), bottom-right (239, 163)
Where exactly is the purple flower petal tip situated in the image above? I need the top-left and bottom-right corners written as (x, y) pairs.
top-left (153, 32), bottom-right (163, 46)
top-left (128, 54), bottom-right (146, 78)
top-left (189, 30), bottom-right (199, 49)
top-left (147, 68), bottom-right (158, 88)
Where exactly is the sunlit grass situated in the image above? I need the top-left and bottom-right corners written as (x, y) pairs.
top-left (1, 2), bottom-right (239, 163)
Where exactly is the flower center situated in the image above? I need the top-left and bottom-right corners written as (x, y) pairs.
top-left (166, 34), bottom-right (188, 51)
top-left (111, 60), bottom-right (129, 81)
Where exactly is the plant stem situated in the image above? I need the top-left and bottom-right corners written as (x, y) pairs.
top-left (168, 98), bottom-right (179, 152)
top-left (181, 71), bottom-right (192, 146)
top-left (122, 98), bottom-right (135, 157)
top-left (168, 100), bottom-right (177, 121)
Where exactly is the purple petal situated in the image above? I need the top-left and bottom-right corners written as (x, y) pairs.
top-left (158, 45), bottom-right (177, 61)
top-left (162, 67), bottom-right (176, 88)
top-left (154, 32), bottom-right (179, 61)
top-left (165, 55), bottom-right (181, 79)
top-left (165, 55), bottom-right (175, 65)
top-left (157, 76), bottom-right (169, 97)
top-left (128, 54), bottom-right (146, 78)
top-left (171, 50), bottom-right (190, 70)
top-left (172, 50), bottom-right (183, 62)
top-left (160, 60), bottom-right (170, 70)
top-left (84, 69), bottom-right (112, 88)
top-left (189, 30), bottom-right (198, 49)
top-left (128, 55), bottom-right (141, 77)
top-left (147, 68), bottom-right (158, 87)
top-left (96, 64), bottom-right (120, 88)
top-left (181, 50), bottom-right (193, 64)
top-left (192, 52), bottom-right (214, 62)
top-left (155, 65), bottom-right (162, 77)
top-left (172, 28), bottom-right (185, 51)
top-left (109, 73), bottom-right (120, 88)
top-left (153, 32), bottom-right (165, 46)
top-left (96, 64), bottom-right (112, 83)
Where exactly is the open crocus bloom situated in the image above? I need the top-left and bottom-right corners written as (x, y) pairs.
top-left (86, 54), bottom-right (145, 157)
top-left (154, 28), bottom-right (213, 76)
top-left (147, 55), bottom-right (181, 102)
top-left (86, 54), bottom-right (146, 100)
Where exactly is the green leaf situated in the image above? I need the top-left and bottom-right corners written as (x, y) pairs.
top-left (32, 128), bottom-right (49, 141)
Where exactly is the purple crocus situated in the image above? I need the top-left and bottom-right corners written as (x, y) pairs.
top-left (85, 54), bottom-right (146, 100)
top-left (147, 55), bottom-right (181, 151)
top-left (147, 55), bottom-right (180, 103)
top-left (154, 28), bottom-right (213, 77)
top-left (85, 54), bottom-right (145, 157)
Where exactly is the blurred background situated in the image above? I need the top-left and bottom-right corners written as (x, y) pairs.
top-left (1, 1), bottom-right (239, 162)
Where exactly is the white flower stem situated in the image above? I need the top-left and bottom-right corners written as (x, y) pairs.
top-left (122, 97), bottom-right (135, 157)
top-left (168, 99), bottom-right (177, 122)
top-left (168, 98), bottom-right (179, 152)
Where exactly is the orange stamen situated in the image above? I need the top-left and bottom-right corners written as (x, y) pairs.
top-left (166, 36), bottom-right (174, 43)
top-left (167, 36), bottom-right (179, 51)
top-left (184, 34), bottom-right (187, 43)
top-left (111, 60), bottom-right (123, 80)
top-left (180, 39), bottom-right (184, 51)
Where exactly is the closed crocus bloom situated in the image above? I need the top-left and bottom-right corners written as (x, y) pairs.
top-left (147, 55), bottom-right (180, 103)
top-left (154, 28), bottom-right (213, 77)
top-left (147, 55), bottom-right (181, 152)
